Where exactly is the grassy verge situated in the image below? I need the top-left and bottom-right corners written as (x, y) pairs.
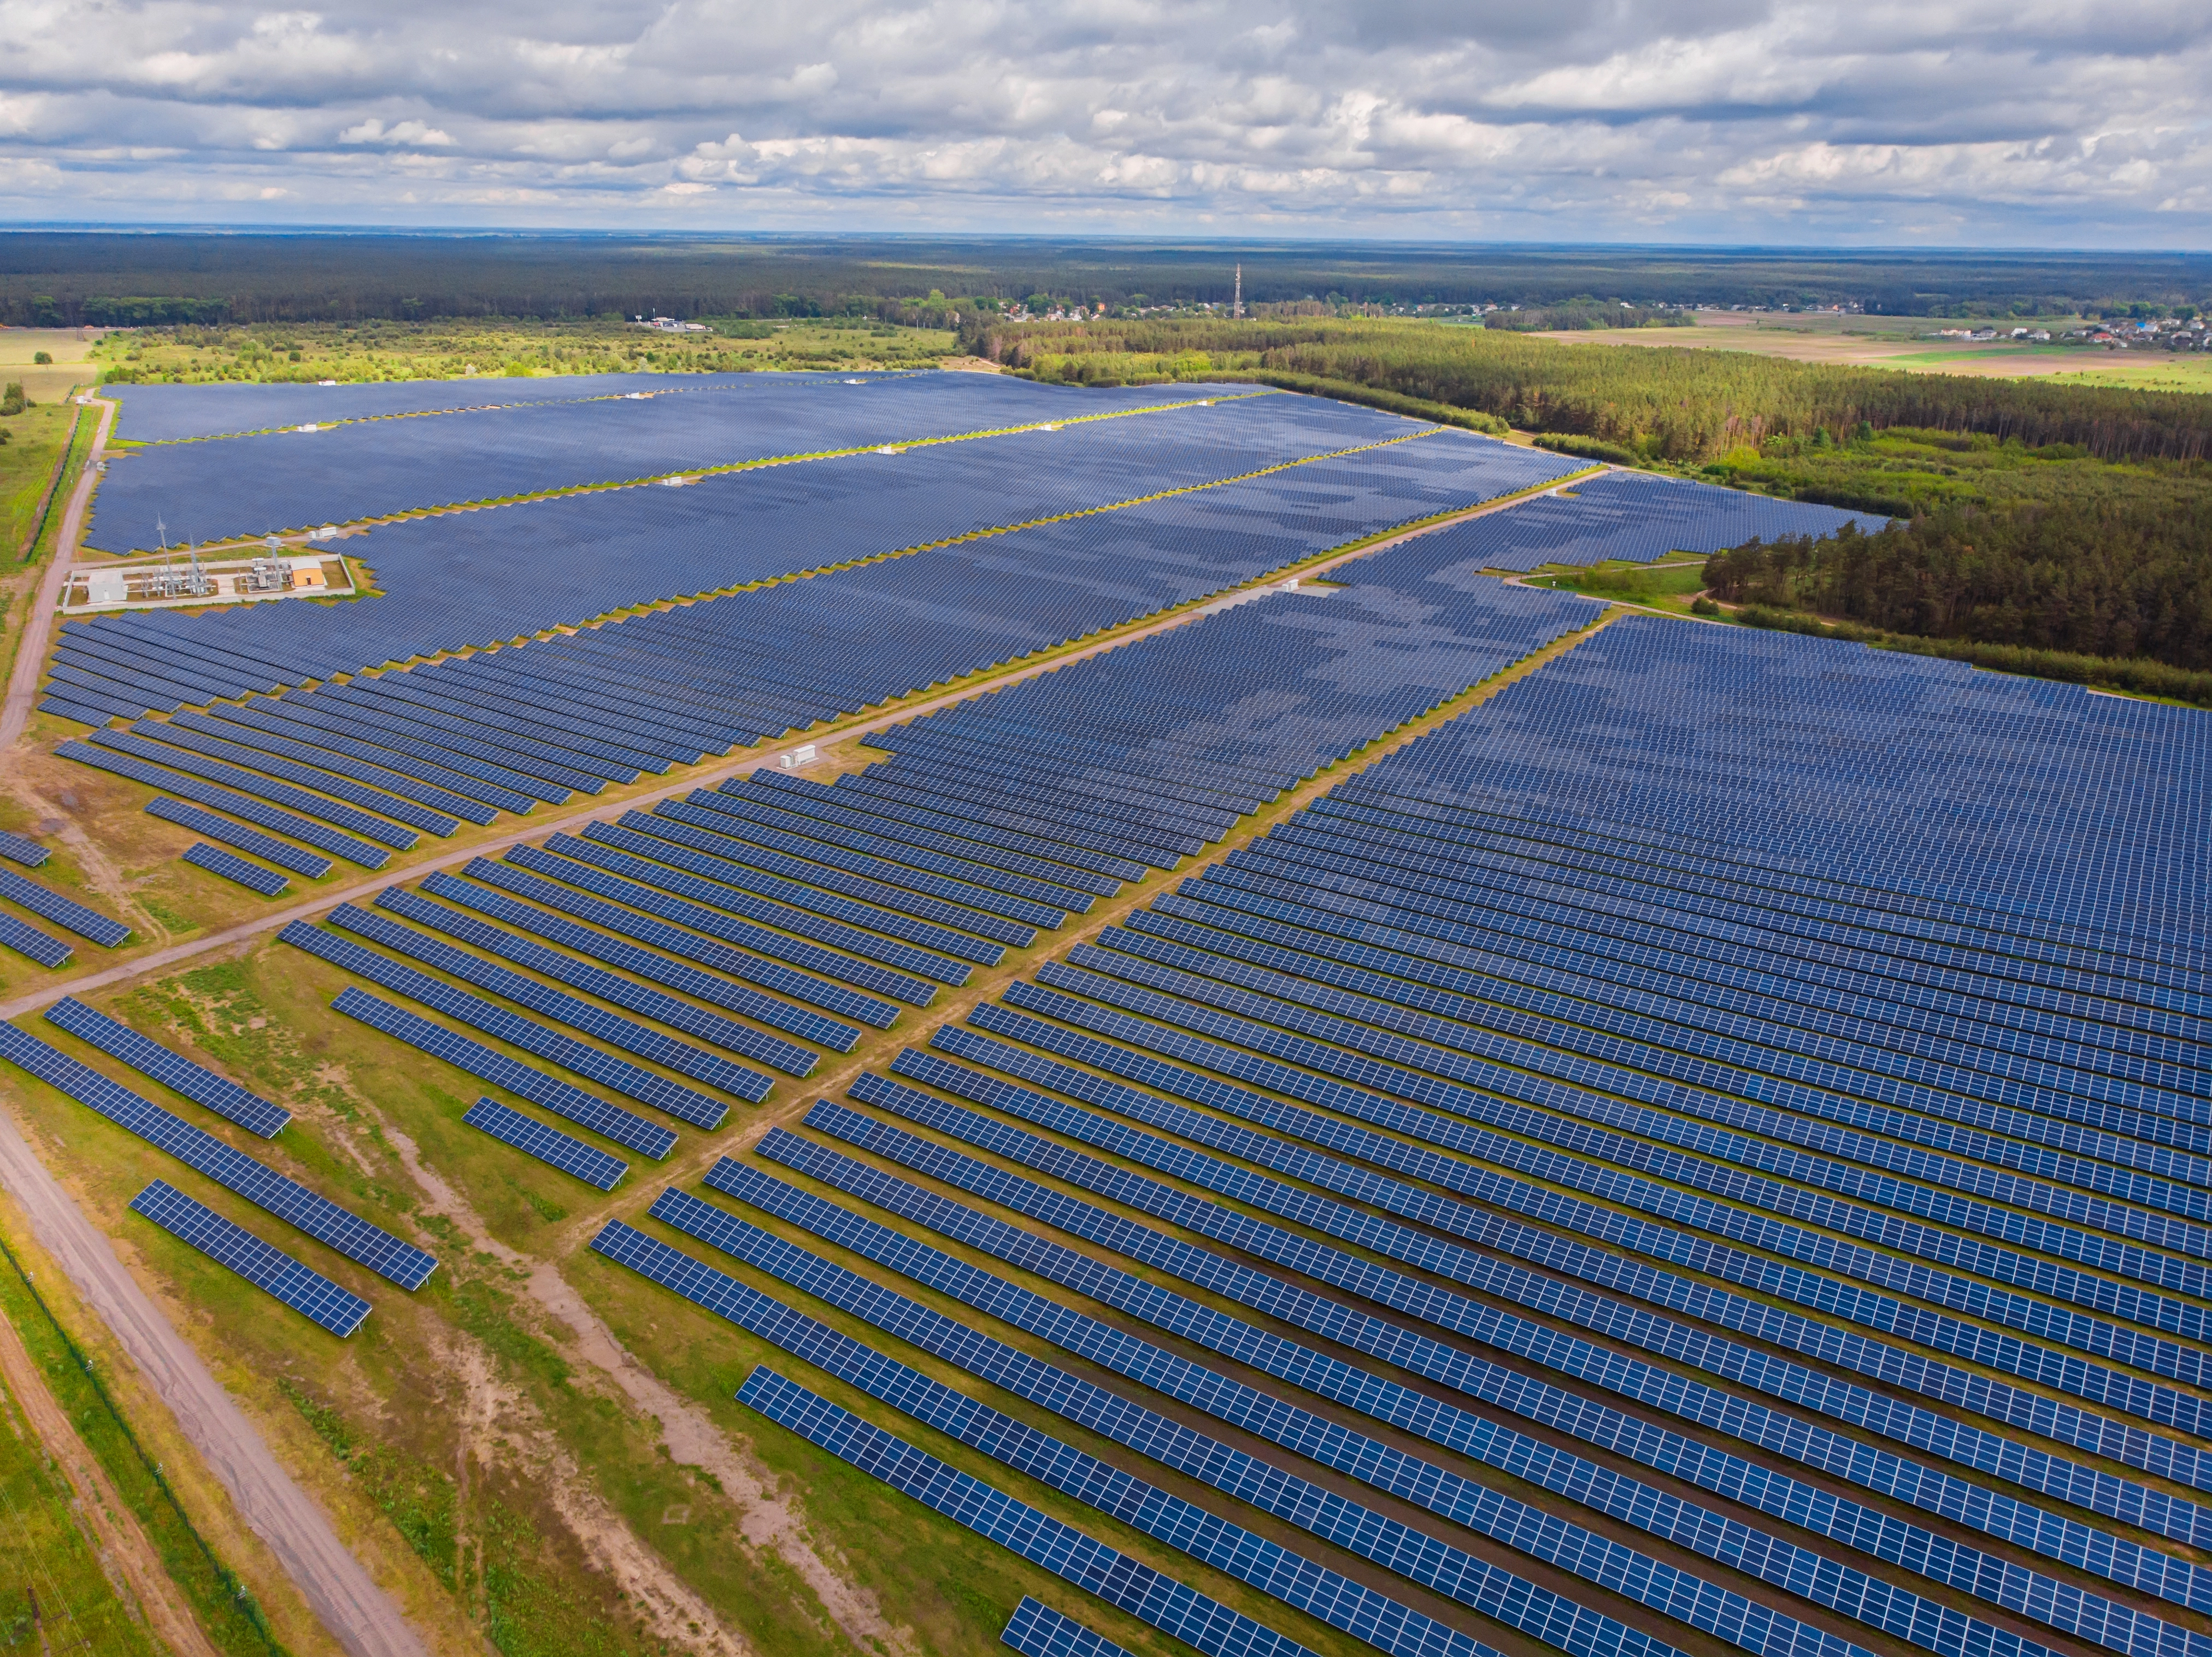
top-left (0, 1231), bottom-right (286, 1654)
top-left (0, 1313), bottom-right (160, 1653)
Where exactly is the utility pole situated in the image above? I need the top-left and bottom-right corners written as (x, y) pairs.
top-left (1233, 263), bottom-right (1243, 320)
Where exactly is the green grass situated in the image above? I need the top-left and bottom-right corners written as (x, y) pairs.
top-left (1528, 560), bottom-right (1708, 607)
top-left (0, 1343), bottom-right (162, 1654)
top-left (0, 1233), bottom-right (286, 1655)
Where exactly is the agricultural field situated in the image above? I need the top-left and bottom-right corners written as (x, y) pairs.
top-left (1531, 309), bottom-right (2212, 390)
top-left (0, 360), bottom-right (2205, 1657)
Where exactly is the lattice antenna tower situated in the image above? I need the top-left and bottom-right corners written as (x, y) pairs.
top-left (1233, 263), bottom-right (1243, 320)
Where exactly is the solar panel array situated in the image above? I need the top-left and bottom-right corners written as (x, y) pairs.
top-left (462, 1097), bottom-right (627, 1191)
top-left (183, 842), bottom-right (290, 896)
top-left (0, 1023), bottom-right (433, 1290)
top-left (858, 531), bottom-right (1602, 868)
top-left (45, 996), bottom-right (291, 1136)
top-left (48, 411), bottom-right (1575, 733)
top-left (104, 368), bottom-right (1221, 459)
top-left (86, 380), bottom-right (1326, 553)
top-left (1000, 1600), bottom-right (1142, 1657)
top-left (1398, 467), bottom-right (1893, 572)
top-left (145, 798), bottom-right (333, 877)
top-left (561, 605), bottom-right (2212, 1657)
top-left (0, 868), bottom-right (131, 948)
top-left (0, 828), bottom-right (49, 867)
top-left (331, 987), bottom-right (676, 1160)
top-left (130, 1180), bottom-right (370, 1337)
top-left (0, 912), bottom-right (72, 968)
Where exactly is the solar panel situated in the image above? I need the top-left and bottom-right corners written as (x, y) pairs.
top-left (130, 1180), bottom-right (370, 1336)
top-left (372, 885), bottom-right (836, 1070)
top-left (61, 742), bottom-right (389, 868)
top-left (0, 913), bottom-right (72, 968)
top-left (412, 871), bottom-right (865, 1049)
top-left (0, 869), bottom-right (131, 947)
top-left (0, 1025), bottom-right (434, 1289)
top-left (0, 828), bottom-right (49, 868)
top-left (647, 1174), bottom-right (1937, 1657)
top-left (183, 843), bottom-right (290, 896)
top-left (462, 1098), bottom-right (626, 1191)
top-left (45, 996), bottom-right (291, 1137)
top-left (84, 729), bottom-right (419, 850)
top-left (999, 1601), bottom-right (1138, 1657)
top-left (144, 797), bottom-right (334, 877)
top-left (326, 902), bottom-right (777, 1101)
top-left (587, 1217), bottom-right (1322, 1657)
top-left (452, 856), bottom-right (901, 1029)
top-left (280, 920), bottom-right (737, 1125)
top-left (330, 988), bottom-right (675, 1159)
top-left (544, 833), bottom-right (969, 988)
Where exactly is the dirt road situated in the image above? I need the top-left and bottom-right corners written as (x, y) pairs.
top-left (0, 1110), bottom-right (426, 1657)
top-left (1, 396), bottom-right (111, 753)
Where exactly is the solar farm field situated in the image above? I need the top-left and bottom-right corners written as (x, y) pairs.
top-left (4, 367), bottom-right (2198, 1657)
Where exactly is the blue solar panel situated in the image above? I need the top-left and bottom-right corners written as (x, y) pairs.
top-left (62, 742), bottom-right (389, 867)
top-left (0, 912), bottom-right (72, 968)
top-left (183, 842), bottom-right (290, 896)
top-left (0, 828), bottom-right (49, 868)
top-left (1396, 468), bottom-right (1893, 573)
top-left (462, 1098), bottom-right (626, 1191)
top-left (281, 921), bottom-right (731, 1126)
top-left (1000, 1601), bottom-right (1139, 1657)
top-left (0, 1024), bottom-right (435, 1289)
top-left (81, 730), bottom-right (418, 850)
top-left (734, 1366), bottom-right (1324, 1657)
top-left (144, 797), bottom-right (334, 878)
top-left (376, 883), bottom-right (847, 1064)
top-left (45, 996), bottom-right (290, 1136)
top-left (325, 902), bottom-right (779, 1099)
top-left (121, 719), bottom-right (460, 837)
top-left (0, 868), bottom-right (130, 947)
top-left (671, 1167), bottom-right (2095, 1657)
top-left (452, 857), bottom-right (900, 1030)
top-left (560, 828), bottom-right (973, 988)
top-left (330, 988), bottom-right (675, 1159)
top-left (130, 1180), bottom-right (370, 1337)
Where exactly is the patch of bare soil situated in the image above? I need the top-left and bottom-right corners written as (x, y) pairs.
top-left (384, 1125), bottom-right (912, 1657)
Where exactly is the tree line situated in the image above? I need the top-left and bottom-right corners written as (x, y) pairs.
top-left (967, 317), bottom-right (2211, 463)
top-left (1704, 503), bottom-right (2212, 672)
top-left (6, 232), bottom-right (2209, 326)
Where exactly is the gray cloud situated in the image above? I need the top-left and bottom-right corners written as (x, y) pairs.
top-left (1, 0), bottom-right (2206, 240)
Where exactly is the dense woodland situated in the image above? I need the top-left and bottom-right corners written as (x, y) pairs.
top-left (4, 232), bottom-right (2209, 324)
top-left (971, 316), bottom-right (2210, 462)
top-left (1706, 506), bottom-right (2212, 671)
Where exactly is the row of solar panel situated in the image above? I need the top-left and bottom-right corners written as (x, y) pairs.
top-left (581, 614), bottom-right (2198, 1657)
top-left (90, 378), bottom-right (1283, 544)
top-left (50, 423), bottom-right (1581, 731)
top-left (0, 860), bottom-right (132, 968)
top-left (733, 1103), bottom-right (2207, 1657)
top-left (597, 1092), bottom-right (2202, 1657)
top-left (112, 367), bottom-right (1167, 443)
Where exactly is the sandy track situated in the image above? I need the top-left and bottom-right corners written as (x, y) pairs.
top-left (0, 1110), bottom-right (427, 1657)
top-left (1, 396), bottom-right (111, 753)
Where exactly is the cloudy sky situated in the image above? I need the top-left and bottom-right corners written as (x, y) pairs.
top-left (2, 0), bottom-right (2207, 244)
